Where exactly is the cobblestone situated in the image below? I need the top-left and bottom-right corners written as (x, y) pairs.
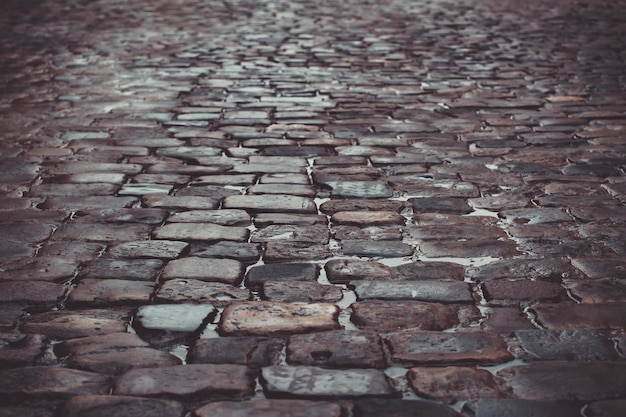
top-left (1, 0), bottom-right (626, 413)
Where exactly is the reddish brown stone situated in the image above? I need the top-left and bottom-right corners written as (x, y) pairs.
top-left (408, 367), bottom-right (505, 400)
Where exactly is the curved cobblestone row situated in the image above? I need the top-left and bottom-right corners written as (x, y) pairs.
top-left (1, 0), bottom-right (626, 416)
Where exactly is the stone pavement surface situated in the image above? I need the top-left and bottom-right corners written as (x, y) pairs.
top-left (1, 0), bottom-right (625, 415)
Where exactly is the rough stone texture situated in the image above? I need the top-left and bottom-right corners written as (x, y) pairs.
top-left (222, 195), bottom-right (317, 213)
top-left (408, 367), bottom-right (505, 400)
top-left (0, 258), bottom-right (79, 282)
top-left (331, 211), bottom-right (405, 226)
top-left (190, 337), bottom-right (284, 367)
top-left (0, 281), bottom-right (66, 310)
top-left (262, 281), bottom-right (344, 303)
top-left (287, 331), bottom-right (385, 368)
top-left (532, 303), bottom-right (626, 329)
top-left (153, 223), bottom-right (249, 242)
top-left (135, 304), bottom-right (216, 333)
top-left (353, 399), bottom-right (460, 417)
top-left (386, 330), bottom-right (513, 365)
top-left (168, 209), bottom-right (250, 225)
top-left (325, 259), bottom-right (393, 283)
top-left (193, 399), bottom-right (342, 417)
top-left (470, 399), bottom-right (584, 417)
top-left (245, 263), bottom-right (319, 288)
top-left (0, 367), bottom-right (110, 397)
top-left (585, 399), bottom-right (626, 417)
top-left (0, 333), bottom-right (47, 368)
top-left (263, 242), bottom-right (333, 263)
top-left (67, 279), bottom-right (155, 306)
top-left (161, 257), bottom-right (244, 285)
top-left (512, 329), bottom-right (616, 361)
top-left (114, 364), bottom-right (256, 400)
top-left (353, 281), bottom-right (473, 303)
top-left (107, 240), bottom-right (189, 259)
top-left (261, 366), bottom-right (395, 398)
top-left (192, 241), bottom-right (261, 263)
top-left (155, 279), bottom-right (249, 306)
top-left (219, 302), bottom-right (341, 336)
top-left (498, 362), bottom-right (626, 401)
top-left (22, 309), bottom-right (130, 340)
top-left (58, 333), bottom-right (181, 375)
top-left (481, 279), bottom-right (567, 306)
top-left (351, 300), bottom-right (475, 331)
top-left (341, 240), bottom-right (414, 257)
top-left (78, 259), bottom-right (163, 281)
top-left (251, 225), bottom-right (329, 244)
top-left (57, 395), bottom-right (185, 417)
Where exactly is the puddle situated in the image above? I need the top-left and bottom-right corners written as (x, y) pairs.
top-left (170, 344), bottom-right (189, 364)
top-left (417, 255), bottom-right (500, 267)
top-left (465, 208), bottom-right (500, 218)
top-left (479, 358), bottom-right (527, 374)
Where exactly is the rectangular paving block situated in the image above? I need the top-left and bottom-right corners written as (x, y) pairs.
top-left (153, 222), bottom-right (249, 242)
top-left (353, 281), bottom-right (473, 303)
top-left (261, 366), bottom-right (395, 398)
top-left (0, 366), bottom-right (111, 397)
top-left (222, 195), bottom-right (317, 213)
top-left (161, 257), bottom-right (244, 285)
top-left (219, 302), bottom-right (340, 336)
top-left (385, 330), bottom-right (513, 365)
top-left (114, 364), bottom-right (256, 400)
top-left (194, 399), bottom-right (342, 417)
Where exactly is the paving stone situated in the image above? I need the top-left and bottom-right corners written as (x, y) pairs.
top-left (261, 366), bottom-right (394, 398)
top-left (0, 159), bottom-right (40, 184)
top-left (481, 308), bottom-right (535, 332)
top-left (254, 213), bottom-right (327, 227)
top-left (264, 242), bottom-right (333, 263)
top-left (114, 364), bottom-right (256, 400)
top-left (390, 262), bottom-right (466, 281)
top-left (531, 303), bottom-right (626, 330)
top-left (408, 367), bottom-right (505, 400)
top-left (331, 211), bottom-right (405, 226)
top-left (192, 241), bottom-right (261, 263)
top-left (0, 257), bottom-right (79, 282)
top-left (22, 309), bottom-right (130, 339)
top-left (175, 185), bottom-right (240, 199)
top-left (385, 330), bottom-right (513, 365)
top-left (0, 309), bottom-right (24, 330)
top-left (325, 259), bottom-right (393, 284)
top-left (0, 281), bottom-right (66, 310)
top-left (0, 366), bottom-right (110, 397)
top-left (79, 259), bottom-right (163, 281)
top-left (482, 279), bottom-right (567, 306)
top-left (585, 399), bottom-right (626, 417)
top-left (499, 208), bottom-right (573, 224)
top-left (245, 263), bottom-right (319, 288)
top-left (107, 240), bottom-right (189, 259)
top-left (287, 330), bottom-right (385, 368)
top-left (222, 195), bottom-right (317, 213)
top-left (153, 223), bottom-right (249, 242)
top-left (262, 281), bottom-right (344, 303)
top-left (498, 361), bottom-right (626, 401)
top-left (389, 177), bottom-right (479, 197)
top-left (418, 239), bottom-right (519, 259)
top-left (0, 333), bottom-right (47, 368)
top-left (571, 258), bottom-right (626, 279)
top-left (219, 302), bottom-right (340, 336)
top-left (469, 258), bottom-right (583, 280)
top-left (52, 223), bottom-right (151, 242)
top-left (410, 197), bottom-right (473, 214)
top-left (57, 395), bottom-right (185, 417)
top-left (0, 222), bottom-right (57, 243)
top-left (351, 300), bottom-right (475, 332)
top-left (28, 183), bottom-right (118, 197)
top-left (326, 181), bottom-right (393, 198)
top-left (135, 304), bottom-right (216, 333)
top-left (470, 399), bottom-right (584, 417)
top-left (67, 279), bottom-right (155, 307)
top-left (39, 196), bottom-right (137, 210)
top-left (353, 398), bottom-right (460, 417)
top-left (161, 257), bottom-right (244, 285)
top-left (72, 208), bottom-right (169, 224)
top-left (353, 281), bottom-right (472, 303)
top-left (512, 329), bottom-right (615, 361)
top-left (192, 174), bottom-right (256, 186)
top-left (341, 240), bottom-right (414, 257)
top-left (251, 225), bottom-right (329, 244)
top-left (59, 333), bottom-right (181, 375)
top-left (334, 225), bottom-right (403, 241)
top-left (563, 279), bottom-right (626, 303)
top-left (190, 336), bottom-right (283, 367)
top-left (194, 399), bottom-right (342, 417)
top-left (320, 199), bottom-right (406, 214)
top-left (168, 209), bottom-right (250, 225)
top-left (141, 196), bottom-right (219, 210)
top-left (155, 279), bottom-right (249, 306)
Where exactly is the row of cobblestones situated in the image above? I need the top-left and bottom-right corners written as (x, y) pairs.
top-left (1, 0), bottom-right (626, 416)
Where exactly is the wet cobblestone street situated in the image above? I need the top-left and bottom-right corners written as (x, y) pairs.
top-left (1, 0), bottom-right (626, 415)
